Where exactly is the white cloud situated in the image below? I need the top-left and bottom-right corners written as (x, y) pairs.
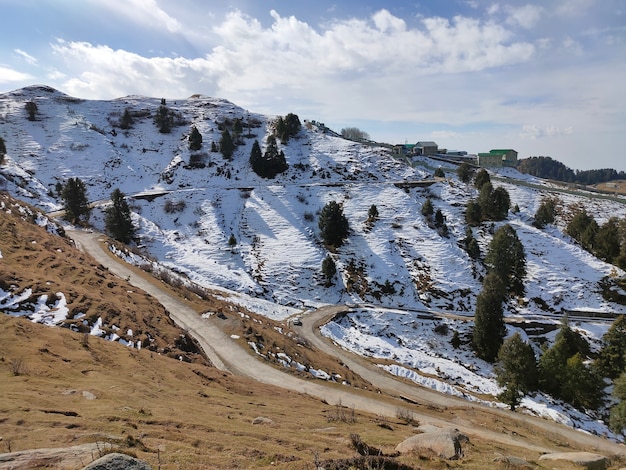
top-left (14, 49), bottom-right (37, 65)
top-left (91, 0), bottom-right (181, 33)
top-left (0, 66), bottom-right (33, 84)
top-left (520, 124), bottom-right (575, 139)
top-left (505, 4), bottom-right (544, 29)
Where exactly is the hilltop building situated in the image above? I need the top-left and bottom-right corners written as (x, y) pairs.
top-left (477, 149), bottom-right (518, 168)
top-left (415, 141), bottom-right (438, 156)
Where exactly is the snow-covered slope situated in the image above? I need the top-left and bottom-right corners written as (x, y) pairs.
top-left (2, 85), bottom-right (626, 317)
top-left (4, 85), bottom-right (626, 438)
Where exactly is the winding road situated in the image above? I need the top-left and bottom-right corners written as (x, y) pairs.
top-left (68, 229), bottom-right (626, 457)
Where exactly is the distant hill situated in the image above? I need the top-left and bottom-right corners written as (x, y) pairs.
top-left (518, 156), bottom-right (626, 185)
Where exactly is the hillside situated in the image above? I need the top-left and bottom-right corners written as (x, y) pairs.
top-left (3, 85), bottom-right (626, 449)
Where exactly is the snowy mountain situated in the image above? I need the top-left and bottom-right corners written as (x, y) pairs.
top-left (3, 85), bottom-right (626, 438)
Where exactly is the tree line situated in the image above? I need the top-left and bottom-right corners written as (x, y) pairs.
top-left (518, 156), bottom-right (626, 185)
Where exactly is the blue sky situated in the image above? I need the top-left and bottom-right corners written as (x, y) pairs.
top-left (1, 0), bottom-right (625, 171)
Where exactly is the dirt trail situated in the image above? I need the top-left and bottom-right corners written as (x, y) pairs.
top-left (67, 229), bottom-right (626, 458)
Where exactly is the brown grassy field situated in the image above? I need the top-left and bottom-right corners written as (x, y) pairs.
top-left (2, 192), bottom-right (626, 469)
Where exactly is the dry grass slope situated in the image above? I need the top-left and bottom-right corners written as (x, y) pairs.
top-left (2, 192), bottom-right (626, 469)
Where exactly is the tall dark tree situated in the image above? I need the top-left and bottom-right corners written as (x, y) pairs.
top-left (485, 224), bottom-right (526, 296)
top-left (496, 333), bottom-right (538, 411)
top-left (61, 177), bottom-right (91, 225)
top-left (220, 129), bottom-right (235, 160)
top-left (105, 189), bottom-right (136, 243)
top-left (609, 372), bottom-right (626, 433)
top-left (566, 209), bottom-right (598, 252)
top-left (533, 198), bottom-right (557, 228)
top-left (465, 200), bottom-right (482, 227)
top-left (434, 167), bottom-right (445, 178)
top-left (322, 255), bottom-right (337, 286)
top-left (154, 104), bottom-right (173, 133)
top-left (464, 226), bottom-right (481, 259)
top-left (421, 198), bottom-right (434, 217)
top-left (595, 315), bottom-right (626, 379)
top-left (457, 162), bottom-right (473, 183)
top-left (490, 186), bottom-right (510, 220)
top-left (367, 204), bottom-right (379, 222)
top-left (434, 209), bottom-right (445, 228)
top-left (0, 136), bottom-right (6, 165)
top-left (189, 126), bottom-right (203, 151)
top-left (249, 139), bottom-right (262, 170)
top-left (473, 271), bottom-right (507, 362)
top-left (474, 168), bottom-right (491, 189)
top-left (120, 108), bottom-right (134, 129)
top-left (595, 217), bottom-right (621, 263)
top-left (25, 100), bottom-right (38, 121)
top-left (319, 201), bottom-right (349, 248)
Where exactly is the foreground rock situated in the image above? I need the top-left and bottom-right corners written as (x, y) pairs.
top-left (395, 427), bottom-right (469, 459)
top-left (539, 452), bottom-right (608, 470)
top-left (0, 443), bottom-right (113, 470)
top-left (83, 452), bottom-right (151, 470)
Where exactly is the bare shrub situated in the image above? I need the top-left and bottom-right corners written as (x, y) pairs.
top-left (10, 357), bottom-right (27, 376)
top-left (396, 407), bottom-right (417, 425)
top-left (164, 200), bottom-right (186, 214)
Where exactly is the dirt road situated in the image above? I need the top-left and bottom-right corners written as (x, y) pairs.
top-left (67, 229), bottom-right (626, 457)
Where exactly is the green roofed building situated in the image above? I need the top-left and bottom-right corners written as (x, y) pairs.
top-left (477, 149), bottom-right (518, 168)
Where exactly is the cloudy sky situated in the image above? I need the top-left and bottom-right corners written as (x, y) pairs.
top-left (1, 0), bottom-right (625, 171)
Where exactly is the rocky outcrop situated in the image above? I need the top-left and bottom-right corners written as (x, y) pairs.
top-left (539, 452), bottom-right (608, 470)
top-left (82, 452), bottom-right (151, 470)
top-left (396, 427), bottom-right (469, 460)
top-left (0, 443), bottom-right (113, 470)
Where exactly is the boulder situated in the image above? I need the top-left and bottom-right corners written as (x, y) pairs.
top-left (82, 452), bottom-right (151, 470)
top-left (252, 416), bottom-right (274, 425)
top-left (396, 428), bottom-right (469, 460)
top-left (539, 452), bottom-right (608, 470)
top-left (493, 454), bottom-right (535, 468)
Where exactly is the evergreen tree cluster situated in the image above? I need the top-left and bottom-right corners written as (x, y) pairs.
top-left (566, 208), bottom-right (626, 268)
top-left (518, 156), bottom-right (626, 185)
top-left (274, 113), bottom-right (301, 144)
top-left (457, 162), bottom-right (473, 183)
top-left (465, 170), bottom-right (510, 225)
top-left (249, 136), bottom-right (288, 178)
top-left (153, 99), bottom-right (184, 134)
top-left (533, 197), bottom-right (558, 228)
top-left (473, 224), bottom-right (526, 362)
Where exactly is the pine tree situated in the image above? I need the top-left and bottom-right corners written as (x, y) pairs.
top-left (250, 135), bottom-right (288, 178)
top-left (421, 198), bottom-right (434, 217)
top-left (154, 104), bottom-right (173, 133)
top-left (434, 209), bottom-right (445, 228)
top-left (474, 168), bottom-right (491, 189)
top-left (538, 320), bottom-right (592, 402)
top-left (496, 333), bottom-right (538, 410)
top-left (434, 167), bottom-right (445, 178)
top-left (485, 224), bottom-right (526, 297)
top-left (561, 353), bottom-right (602, 410)
top-left (105, 188), bottom-right (136, 243)
top-left (61, 177), bottom-right (91, 225)
top-left (457, 162), bottom-right (473, 183)
top-left (220, 129), bottom-right (235, 160)
top-left (464, 226), bottom-right (481, 259)
top-left (367, 204), bottom-right (379, 222)
top-left (0, 136), bottom-right (6, 165)
top-left (473, 271), bottom-right (507, 362)
top-left (609, 372), bottom-right (626, 433)
top-left (322, 255), bottom-right (337, 286)
top-left (595, 217), bottom-right (621, 263)
top-left (25, 101), bottom-right (38, 121)
top-left (319, 201), bottom-right (349, 248)
top-left (249, 140), bottom-right (262, 171)
top-left (465, 200), bottom-right (482, 226)
top-left (533, 198), bottom-right (557, 229)
top-left (491, 186), bottom-right (510, 220)
top-left (595, 315), bottom-right (626, 379)
top-left (566, 209), bottom-right (598, 251)
top-left (120, 108), bottom-right (134, 129)
top-left (189, 126), bottom-right (203, 151)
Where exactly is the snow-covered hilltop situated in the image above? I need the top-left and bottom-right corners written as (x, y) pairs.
top-left (1, 85), bottom-right (625, 318)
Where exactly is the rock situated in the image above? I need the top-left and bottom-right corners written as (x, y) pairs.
top-left (82, 391), bottom-right (97, 400)
top-left (396, 428), bottom-right (469, 460)
top-left (539, 452), bottom-right (608, 470)
top-left (252, 416), bottom-right (274, 425)
top-left (82, 452), bottom-right (151, 470)
top-left (493, 454), bottom-right (535, 468)
top-left (0, 443), bottom-right (113, 470)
